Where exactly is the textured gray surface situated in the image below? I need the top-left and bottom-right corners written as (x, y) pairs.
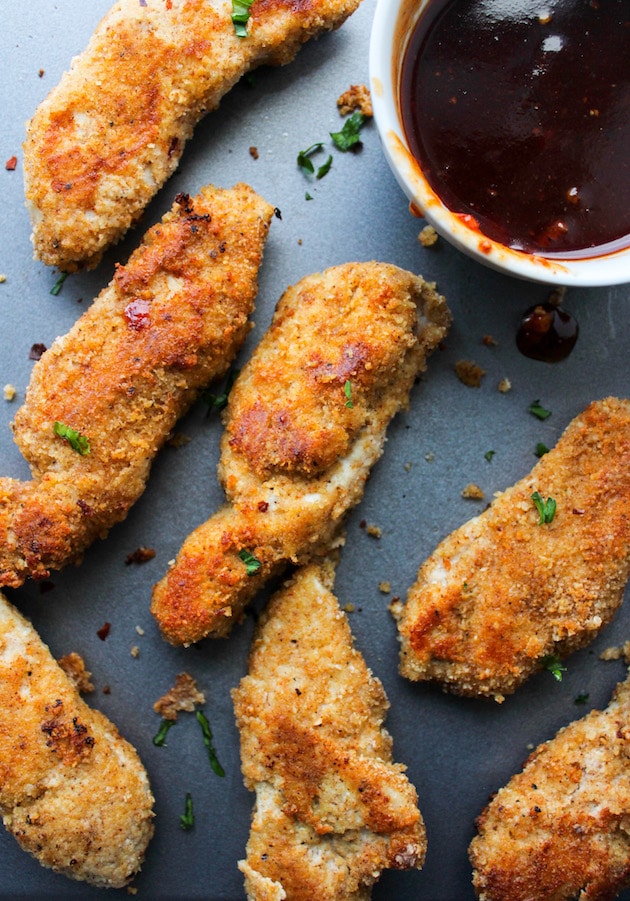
top-left (1, 1), bottom-right (630, 898)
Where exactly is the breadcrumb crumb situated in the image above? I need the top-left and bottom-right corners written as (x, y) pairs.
top-left (461, 483), bottom-right (485, 500)
top-left (455, 360), bottom-right (486, 387)
top-left (3, 384), bottom-right (16, 402)
top-left (600, 641), bottom-right (630, 664)
top-left (57, 651), bottom-right (94, 694)
top-left (379, 581), bottom-right (391, 594)
top-left (153, 673), bottom-right (206, 721)
top-left (418, 225), bottom-right (438, 247)
top-left (498, 377), bottom-right (512, 393)
top-left (337, 84), bottom-right (373, 117)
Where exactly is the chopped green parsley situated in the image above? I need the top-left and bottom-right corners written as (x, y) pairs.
top-left (531, 491), bottom-right (557, 525)
top-left (535, 442), bottom-right (550, 457)
top-left (330, 111), bottom-right (367, 151)
top-left (344, 380), bottom-right (353, 409)
top-left (196, 711), bottom-right (225, 777)
top-left (231, 0), bottom-right (255, 36)
top-left (180, 792), bottom-right (195, 831)
top-left (541, 654), bottom-right (566, 682)
top-left (53, 421), bottom-right (90, 455)
top-left (50, 272), bottom-right (68, 296)
top-left (484, 450), bottom-right (496, 462)
top-left (152, 718), bottom-right (175, 747)
top-left (238, 548), bottom-right (261, 575)
top-left (528, 399), bottom-right (551, 420)
top-left (297, 143), bottom-right (333, 179)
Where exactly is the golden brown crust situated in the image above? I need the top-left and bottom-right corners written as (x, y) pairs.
top-left (232, 561), bottom-right (425, 900)
top-left (23, 0), bottom-right (361, 270)
top-left (151, 262), bottom-right (451, 644)
top-left (0, 592), bottom-right (154, 887)
top-left (0, 183), bottom-right (273, 587)
top-left (470, 674), bottom-right (630, 901)
top-left (395, 397), bottom-right (630, 700)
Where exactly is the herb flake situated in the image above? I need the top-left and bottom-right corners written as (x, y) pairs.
top-left (531, 491), bottom-right (557, 525)
top-left (238, 548), bottom-right (262, 575)
top-left (50, 272), bottom-right (68, 296)
top-left (180, 792), bottom-right (195, 830)
top-left (231, 0), bottom-right (254, 36)
top-left (330, 111), bottom-right (367, 151)
top-left (196, 710), bottom-right (225, 777)
top-left (297, 144), bottom-right (333, 179)
top-left (541, 654), bottom-right (566, 682)
top-left (152, 718), bottom-right (175, 747)
top-left (53, 421), bottom-right (90, 455)
top-left (484, 450), bottom-right (495, 462)
top-left (344, 380), bottom-right (353, 408)
top-left (529, 399), bottom-right (551, 420)
top-left (203, 368), bottom-right (240, 416)
top-left (535, 442), bottom-right (550, 457)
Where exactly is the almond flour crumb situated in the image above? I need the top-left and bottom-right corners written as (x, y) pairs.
top-left (455, 359), bottom-right (486, 387)
top-left (153, 672), bottom-right (206, 721)
top-left (366, 523), bottom-right (382, 539)
top-left (130, 645), bottom-right (140, 658)
top-left (482, 334), bottom-right (498, 347)
top-left (135, 625), bottom-right (145, 636)
top-left (418, 224), bottom-right (438, 247)
top-left (58, 652), bottom-right (94, 694)
top-left (249, 146), bottom-right (259, 160)
top-left (0, 274), bottom-right (6, 284)
top-left (379, 581), bottom-right (391, 594)
top-left (3, 384), bottom-right (16, 402)
top-left (337, 84), bottom-right (373, 117)
top-left (462, 483), bottom-right (485, 500)
top-left (343, 603), bottom-right (355, 613)
top-left (600, 641), bottom-right (630, 664)
top-left (498, 377), bottom-right (512, 393)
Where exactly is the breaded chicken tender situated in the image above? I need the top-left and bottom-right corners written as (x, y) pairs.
top-left (470, 672), bottom-right (630, 901)
top-left (23, 0), bottom-right (360, 271)
top-left (395, 397), bottom-right (630, 701)
top-left (151, 262), bottom-right (451, 644)
top-left (233, 560), bottom-right (426, 900)
top-left (0, 183), bottom-right (273, 587)
top-left (0, 591), bottom-right (154, 887)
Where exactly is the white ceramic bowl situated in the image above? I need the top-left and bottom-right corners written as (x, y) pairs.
top-left (369, 0), bottom-right (630, 287)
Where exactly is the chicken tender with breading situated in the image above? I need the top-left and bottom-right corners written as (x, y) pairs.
top-left (395, 397), bottom-right (630, 701)
top-left (0, 183), bottom-right (273, 587)
top-left (233, 560), bottom-right (426, 900)
top-left (0, 591), bottom-right (154, 887)
top-left (23, 0), bottom-right (360, 271)
top-left (470, 672), bottom-right (630, 901)
top-left (151, 261), bottom-right (451, 645)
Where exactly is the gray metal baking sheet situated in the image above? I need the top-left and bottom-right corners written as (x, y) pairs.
top-left (1, 2), bottom-right (630, 898)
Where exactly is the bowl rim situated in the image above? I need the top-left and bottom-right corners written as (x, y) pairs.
top-left (368, 0), bottom-right (630, 287)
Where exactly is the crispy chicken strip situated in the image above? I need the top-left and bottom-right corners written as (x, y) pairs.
top-left (0, 183), bottom-right (273, 587)
top-left (395, 397), bottom-right (630, 701)
top-left (0, 591), bottom-right (154, 887)
top-left (233, 560), bottom-right (426, 901)
top-left (151, 262), bottom-right (451, 644)
top-left (469, 672), bottom-right (630, 901)
top-left (23, 0), bottom-right (360, 271)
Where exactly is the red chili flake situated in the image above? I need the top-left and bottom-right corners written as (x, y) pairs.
top-left (29, 343), bottom-right (47, 360)
top-left (125, 546), bottom-right (156, 565)
top-left (38, 69), bottom-right (45, 78)
top-left (124, 297), bottom-right (151, 330)
top-left (257, 501), bottom-right (269, 512)
top-left (97, 622), bottom-right (111, 641)
top-left (166, 0), bottom-right (172, 8)
top-left (5, 156), bottom-right (17, 171)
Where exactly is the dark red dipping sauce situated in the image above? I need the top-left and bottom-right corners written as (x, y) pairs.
top-left (400, 0), bottom-right (630, 256)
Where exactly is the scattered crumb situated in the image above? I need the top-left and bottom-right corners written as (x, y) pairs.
top-left (249, 146), bottom-right (259, 160)
top-left (135, 625), bottom-right (145, 636)
top-left (337, 84), bottom-right (373, 117)
top-left (166, 431), bottom-right (191, 448)
top-left (343, 603), bottom-right (355, 613)
top-left (365, 523), bottom-right (382, 539)
top-left (389, 596), bottom-right (403, 619)
top-left (455, 359), bottom-right (486, 387)
top-left (461, 483), bottom-right (485, 500)
top-left (425, 452), bottom-right (435, 463)
top-left (379, 581), bottom-right (391, 594)
top-left (125, 546), bottom-right (156, 565)
top-left (497, 377), bottom-right (512, 393)
top-left (5, 156), bottom-right (17, 171)
top-left (96, 622), bottom-right (111, 641)
top-left (482, 334), bottom-right (498, 347)
top-left (153, 673), bottom-right (206, 721)
top-left (600, 641), bottom-right (630, 664)
top-left (3, 384), bottom-right (16, 402)
top-left (127, 888), bottom-right (138, 896)
top-left (38, 68), bottom-right (45, 78)
top-left (58, 652), bottom-right (94, 694)
top-left (0, 274), bottom-right (6, 283)
top-left (404, 462), bottom-right (413, 472)
top-left (102, 685), bottom-right (111, 695)
top-left (418, 224), bottom-right (438, 247)
top-left (130, 646), bottom-right (140, 658)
